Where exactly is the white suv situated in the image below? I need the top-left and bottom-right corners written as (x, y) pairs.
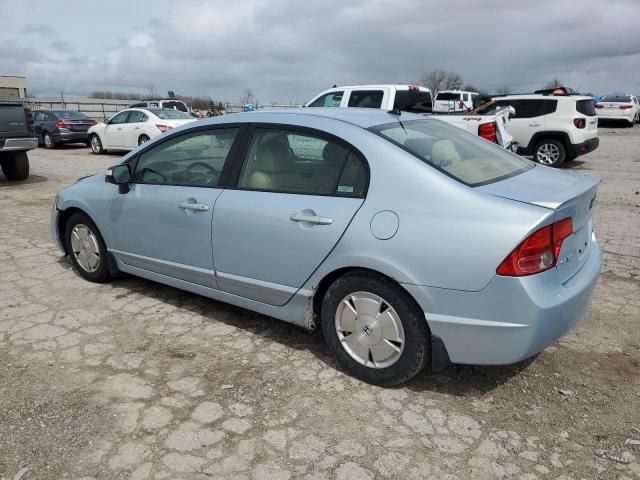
top-left (490, 93), bottom-right (599, 167)
top-left (433, 90), bottom-right (480, 113)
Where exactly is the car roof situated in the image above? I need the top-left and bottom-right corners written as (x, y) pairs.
top-left (320, 84), bottom-right (429, 92)
top-left (196, 108), bottom-right (426, 129)
top-left (495, 94), bottom-right (593, 101)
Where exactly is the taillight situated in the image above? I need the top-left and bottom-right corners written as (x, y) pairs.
top-left (156, 124), bottom-right (173, 133)
top-left (573, 118), bottom-right (586, 129)
top-left (55, 120), bottom-right (69, 128)
top-left (478, 122), bottom-right (497, 143)
top-left (619, 105), bottom-right (633, 110)
top-left (24, 108), bottom-right (34, 132)
top-left (595, 103), bottom-right (603, 109)
top-left (496, 217), bottom-right (573, 277)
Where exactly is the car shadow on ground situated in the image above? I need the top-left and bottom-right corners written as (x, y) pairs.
top-left (56, 255), bottom-right (532, 397)
top-left (0, 173), bottom-right (48, 187)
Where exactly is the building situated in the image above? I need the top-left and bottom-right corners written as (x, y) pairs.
top-left (0, 75), bottom-right (27, 100)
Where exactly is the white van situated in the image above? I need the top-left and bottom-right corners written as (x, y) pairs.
top-left (433, 91), bottom-right (479, 113)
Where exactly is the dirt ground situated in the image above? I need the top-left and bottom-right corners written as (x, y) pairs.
top-left (1, 124), bottom-right (639, 480)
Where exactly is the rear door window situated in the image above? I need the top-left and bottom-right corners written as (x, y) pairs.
top-left (347, 90), bottom-right (384, 108)
top-left (576, 100), bottom-right (596, 116)
top-left (496, 100), bottom-right (557, 118)
top-left (308, 91), bottom-right (344, 108)
top-left (436, 92), bottom-right (461, 101)
top-left (394, 90), bottom-right (432, 113)
top-left (128, 111), bottom-right (148, 123)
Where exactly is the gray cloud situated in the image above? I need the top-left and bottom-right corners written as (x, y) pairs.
top-left (1, 0), bottom-right (639, 103)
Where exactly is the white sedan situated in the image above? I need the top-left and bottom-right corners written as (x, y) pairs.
top-left (88, 108), bottom-right (197, 154)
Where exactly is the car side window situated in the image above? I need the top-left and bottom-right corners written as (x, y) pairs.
top-left (237, 129), bottom-right (367, 197)
top-left (497, 100), bottom-right (557, 119)
top-left (308, 91), bottom-right (344, 108)
top-left (132, 128), bottom-right (239, 187)
top-left (348, 90), bottom-right (384, 108)
top-left (109, 111), bottom-right (129, 124)
top-left (128, 111), bottom-right (148, 123)
top-left (34, 112), bottom-right (46, 121)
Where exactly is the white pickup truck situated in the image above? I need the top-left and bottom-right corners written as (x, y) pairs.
top-left (305, 84), bottom-right (516, 150)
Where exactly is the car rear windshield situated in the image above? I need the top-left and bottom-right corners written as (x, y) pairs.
top-left (435, 92), bottom-right (461, 101)
top-left (370, 118), bottom-right (533, 187)
top-left (576, 100), bottom-right (596, 116)
top-left (153, 110), bottom-right (193, 119)
top-left (162, 100), bottom-right (189, 112)
top-left (600, 95), bottom-right (631, 103)
top-left (52, 111), bottom-right (88, 120)
top-left (395, 91), bottom-right (433, 113)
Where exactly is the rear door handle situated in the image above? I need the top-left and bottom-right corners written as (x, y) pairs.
top-left (179, 202), bottom-right (209, 211)
top-left (116, 127), bottom-right (123, 131)
top-left (529, 122), bottom-right (541, 127)
top-left (290, 213), bottom-right (333, 225)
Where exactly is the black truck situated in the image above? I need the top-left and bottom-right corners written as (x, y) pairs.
top-left (0, 101), bottom-right (37, 181)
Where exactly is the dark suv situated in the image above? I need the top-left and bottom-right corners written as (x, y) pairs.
top-left (33, 110), bottom-right (96, 149)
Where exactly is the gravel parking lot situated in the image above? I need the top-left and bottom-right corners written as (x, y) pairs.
top-left (1, 126), bottom-right (639, 480)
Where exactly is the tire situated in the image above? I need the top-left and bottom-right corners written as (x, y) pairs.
top-left (138, 134), bottom-right (150, 146)
top-left (64, 212), bottom-right (111, 283)
top-left (321, 271), bottom-right (430, 386)
top-left (533, 139), bottom-right (565, 167)
top-left (0, 151), bottom-right (30, 181)
top-left (90, 134), bottom-right (104, 154)
top-left (43, 132), bottom-right (56, 149)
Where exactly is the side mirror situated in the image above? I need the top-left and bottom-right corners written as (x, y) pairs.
top-left (104, 117), bottom-right (111, 124)
top-left (105, 164), bottom-right (131, 193)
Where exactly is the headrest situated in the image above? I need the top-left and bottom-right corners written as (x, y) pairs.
top-left (256, 141), bottom-right (293, 174)
top-left (404, 138), bottom-right (431, 158)
top-left (431, 139), bottom-right (460, 165)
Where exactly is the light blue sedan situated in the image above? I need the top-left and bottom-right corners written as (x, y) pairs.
top-left (51, 109), bottom-right (602, 385)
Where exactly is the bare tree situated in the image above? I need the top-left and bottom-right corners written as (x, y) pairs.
top-left (544, 78), bottom-right (563, 89)
top-left (145, 84), bottom-right (157, 99)
top-left (462, 83), bottom-right (478, 93)
top-left (420, 70), bottom-right (464, 95)
top-left (240, 89), bottom-right (254, 105)
top-left (496, 85), bottom-right (512, 95)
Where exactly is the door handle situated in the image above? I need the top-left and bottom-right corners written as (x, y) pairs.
top-left (179, 202), bottom-right (209, 211)
top-left (134, 126), bottom-right (140, 130)
top-left (116, 127), bottom-right (123, 131)
top-left (290, 213), bottom-right (333, 225)
top-left (528, 122), bottom-right (541, 127)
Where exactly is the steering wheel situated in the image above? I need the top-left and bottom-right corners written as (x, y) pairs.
top-left (139, 167), bottom-right (168, 183)
top-left (187, 162), bottom-right (219, 184)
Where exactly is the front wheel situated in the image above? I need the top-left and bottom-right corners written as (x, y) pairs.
top-left (321, 271), bottom-right (430, 386)
top-left (43, 133), bottom-right (56, 149)
top-left (64, 212), bottom-right (111, 283)
top-left (90, 134), bottom-right (104, 154)
top-left (533, 139), bottom-right (565, 167)
top-left (0, 151), bottom-right (30, 181)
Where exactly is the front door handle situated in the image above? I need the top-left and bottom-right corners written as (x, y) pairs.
top-left (529, 122), bottom-right (541, 127)
top-left (116, 127), bottom-right (123, 131)
top-left (179, 202), bottom-right (209, 211)
top-left (134, 126), bottom-right (140, 130)
top-left (290, 213), bottom-right (333, 225)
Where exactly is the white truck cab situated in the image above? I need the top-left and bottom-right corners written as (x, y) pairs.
top-left (305, 85), bottom-right (515, 150)
top-left (433, 90), bottom-right (480, 113)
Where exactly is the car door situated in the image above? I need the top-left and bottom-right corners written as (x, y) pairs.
top-left (33, 112), bottom-right (46, 139)
top-left (123, 110), bottom-right (148, 147)
top-left (102, 110), bottom-right (130, 148)
top-left (212, 126), bottom-right (369, 305)
top-left (107, 127), bottom-right (242, 287)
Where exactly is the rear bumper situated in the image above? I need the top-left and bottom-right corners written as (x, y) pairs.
top-left (0, 136), bottom-right (38, 152)
top-left (53, 131), bottom-right (90, 143)
top-left (566, 137), bottom-right (599, 158)
top-left (403, 235), bottom-right (602, 365)
top-left (596, 114), bottom-right (634, 123)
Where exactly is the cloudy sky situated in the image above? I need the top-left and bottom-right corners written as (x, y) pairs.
top-left (1, 0), bottom-right (639, 103)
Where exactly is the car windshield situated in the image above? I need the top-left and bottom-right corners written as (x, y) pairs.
top-left (52, 111), bottom-right (88, 120)
top-left (152, 110), bottom-right (193, 120)
top-left (600, 95), bottom-right (631, 103)
top-left (436, 92), bottom-right (461, 101)
top-left (371, 118), bottom-right (533, 187)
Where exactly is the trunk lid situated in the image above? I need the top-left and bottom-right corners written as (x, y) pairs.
top-left (478, 166), bottom-right (599, 283)
top-left (0, 102), bottom-right (30, 137)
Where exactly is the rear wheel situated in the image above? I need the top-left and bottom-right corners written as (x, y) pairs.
top-left (138, 134), bottom-right (150, 146)
top-left (0, 151), bottom-right (30, 181)
top-left (64, 212), bottom-right (111, 283)
top-left (90, 134), bottom-right (104, 154)
top-left (533, 139), bottom-right (565, 167)
top-left (43, 133), bottom-right (56, 149)
top-left (321, 271), bottom-right (430, 386)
